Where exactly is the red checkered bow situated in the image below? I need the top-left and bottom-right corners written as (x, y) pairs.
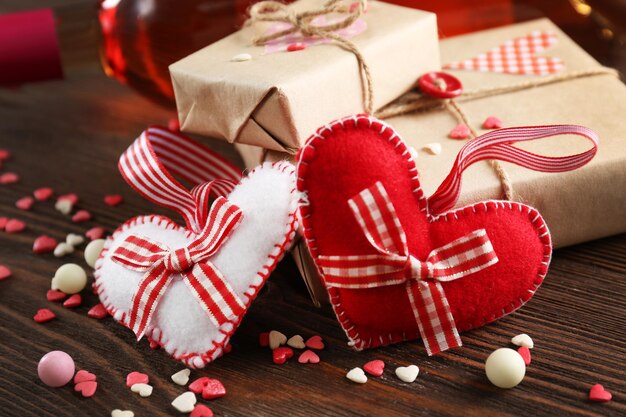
top-left (317, 182), bottom-right (499, 355)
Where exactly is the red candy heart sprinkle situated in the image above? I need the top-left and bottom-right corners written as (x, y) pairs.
top-left (448, 123), bottom-right (471, 140)
top-left (75, 380), bottom-right (97, 397)
top-left (57, 193), bottom-right (79, 205)
top-left (72, 210), bottom-right (92, 223)
top-left (0, 217), bottom-right (7, 230)
top-left (103, 194), bottom-right (123, 206)
top-left (287, 42), bottom-right (307, 52)
top-left (259, 332), bottom-right (269, 347)
top-left (34, 187), bottom-right (54, 201)
top-left (74, 370), bottom-right (97, 384)
top-left (5, 219), bottom-right (26, 233)
top-left (588, 384), bottom-right (612, 402)
top-left (46, 289), bottom-right (67, 302)
top-left (85, 227), bottom-right (106, 240)
top-left (34, 308), bottom-right (56, 323)
top-left (363, 360), bottom-right (385, 377)
top-left (189, 378), bottom-right (226, 400)
top-left (272, 347), bottom-right (294, 365)
top-left (0, 265), bottom-right (12, 280)
top-left (190, 404), bottom-right (214, 417)
top-left (0, 148), bottom-right (10, 161)
top-left (33, 235), bottom-right (58, 254)
top-left (298, 350), bottom-right (320, 364)
top-left (126, 371), bottom-right (149, 387)
top-left (16, 196), bottom-right (34, 211)
top-left (305, 335), bottom-right (325, 350)
top-left (482, 116), bottom-right (503, 129)
top-left (63, 294), bottom-right (82, 308)
top-left (517, 346), bottom-right (531, 366)
top-left (0, 172), bottom-right (19, 184)
top-left (87, 303), bottom-right (109, 319)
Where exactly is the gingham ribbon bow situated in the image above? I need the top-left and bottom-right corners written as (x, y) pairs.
top-left (317, 182), bottom-right (499, 355)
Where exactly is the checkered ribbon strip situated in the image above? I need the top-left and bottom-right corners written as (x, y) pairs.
top-left (317, 182), bottom-right (499, 355)
top-left (443, 31), bottom-right (563, 75)
top-left (112, 197), bottom-right (245, 340)
top-left (119, 126), bottom-right (242, 233)
top-left (428, 125), bottom-right (600, 215)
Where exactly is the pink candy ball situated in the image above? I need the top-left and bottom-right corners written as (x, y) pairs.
top-left (38, 351), bottom-right (75, 387)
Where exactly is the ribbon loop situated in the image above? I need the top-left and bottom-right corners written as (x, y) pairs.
top-left (427, 125), bottom-right (599, 216)
top-left (318, 181), bottom-right (499, 355)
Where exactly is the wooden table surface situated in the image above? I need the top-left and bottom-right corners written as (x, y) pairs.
top-left (1, 1), bottom-right (625, 416)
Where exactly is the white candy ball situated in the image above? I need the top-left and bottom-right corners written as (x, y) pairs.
top-left (84, 239), bottom-right (105, 268)
top-left (485, 348), bottom-right (526, 389)
top-left (51, 263), bottom-right (87, 294)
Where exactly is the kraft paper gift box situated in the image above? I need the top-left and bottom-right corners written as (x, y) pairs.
top-left (170, 0), bottom-right (440, 153)
top-left (232, 18), bottom-right (626, 305)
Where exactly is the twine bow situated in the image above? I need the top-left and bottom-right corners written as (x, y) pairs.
top-left (248, 0), bottom-right (374, 114)
top-left (317, 181), bottom-right (499, 355)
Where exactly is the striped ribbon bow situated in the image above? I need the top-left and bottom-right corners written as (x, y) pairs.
top-left (317, 182), bottom-right (499, 355)
top-left (111, 196), bottom-right (245, 340)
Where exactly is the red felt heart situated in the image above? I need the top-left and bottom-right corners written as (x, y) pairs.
top-left (363, 360), bottom-right (385, 377)
top-left (5, 219), bottom-right (26, 233)
top-left (297, 115), bottom-right (551, 351)
top-left (104, 194), bottom-right (123, 207)
top-left (33, 235), bottom-right (58, 254)
top-left (191, 404), bottom-right (214, 417)
top-left (74, 370), bottom-right (96, 384)
top-left (34, 187), bottom-right (54, 201)
top-left (272, 347), bottom-right (294, 365)
top-left (33, 308), bottom-right (56, 323)
top-left (588, 384), bottom-right (612, 402)
top-left (126, 371), bottom-right (149, 387)
top-left (74, 380), bottom-right (97, 397)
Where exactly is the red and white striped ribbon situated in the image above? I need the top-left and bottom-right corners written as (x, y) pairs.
top-left (112, 197), bottom-right (246, 340)
top-left (428, 124), bottom-right (599, 215)
top-left (118, 126), bottom-right (242, 233)
top-left (317, 182), bottom-right (499, 355)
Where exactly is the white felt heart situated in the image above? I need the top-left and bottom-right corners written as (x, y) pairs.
top-left (94, 162), bottom-right (298, 368)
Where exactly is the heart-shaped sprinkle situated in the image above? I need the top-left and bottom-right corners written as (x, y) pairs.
top-left (111, 410), bottom-right (134, 417)
top-left (55, 199), bottom-right (73, 215)
top-left (57, 193), bottom-right (79, 205)
top-left (448, 123), bottom-right (471, 140)
top-left (0, 149), bottom-right (11, 161)
top-left (86, 227), bottom-right (106, 240)
top-left (34, 187), bottom-right (54, 201)
top-left (346, 367), bottom-right (367, 384)
top-left (517, 346), bottom-right (531, 365)
top-left (482, 116), bottom-right (503, 129)
top-left (201, 379), bottom-right (226, 400)
top-left (16, 196), bottom-right (34, 211)
top-left (259, 332), bottom-right (269, 347)
top-left (72, 210), bottom-right (92, 223)
top-left (588, 384), bottom-right (612, 402)
top-left (171, 368), bottom-right (191, 386)
top-left (0, 265), bottom-right (12, 280)
top-left (171, 391), bottom-right (197, 413)
top-left (269, 330), bottom-right (287, 349)
top-left (66, 233), bottom-right (85, 247)
top-left (395, 365), bottom-right (419, 383)
top-left (33, 235), bottom-right (58, 254)
top-left (130, 383), bottom-right (153, 397)
top-left (63, 294), bottom-right (82, 308)
top-left (104, 194), bottom-right (123, 207)
top-left (272, 347), bottom-right (294, 365)
top-left (298, 350), bottom-right (320, 364)
top-left (189, 377), bottom-right (209, 395)
top-left (287, 42), bottom-right (307, 52)
top-left (305, 335), bottom-right (324, 350)
top-left (46, 289), bottom-right (66, 302)
top-left (511, 333), bottom-right (534, 349)
top-left (74, 370), bottom-right (97, 384)
top-left (363, 360), bottom-right (385, 377)
top-left (34, 308), bottom-right (56, 323)
top-left (74, 380), bottom-right (97, 397)
top-left (0, 172), bottom-right (19, 184)
top-left (88, 303), bottom-right (109, 319)
top-left (0, 217), bottom-right (7, 230)
top-left (126, 371), bottom-right (149, 387)
top-left (5, 219), bottom-right (26, 233)
top-left (287, 335), bottom-right (306, 349)
top-left (422, 142), bottom-right (442, 156)
top-left (54, 242), bottom-right (74, 258)
top-left (190, 404), bottom-right (214, 417)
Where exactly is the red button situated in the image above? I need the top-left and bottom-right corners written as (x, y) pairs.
top-left (418, 72), bottom-right (463, 99)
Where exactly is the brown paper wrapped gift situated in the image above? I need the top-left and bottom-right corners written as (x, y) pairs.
top-left (170, 0), bottom-right (439, 153)
top-left (234, 18), bottom-right (626, 305)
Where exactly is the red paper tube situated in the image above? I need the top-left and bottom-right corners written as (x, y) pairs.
top-left (0, 8), bottom-right (64, 86)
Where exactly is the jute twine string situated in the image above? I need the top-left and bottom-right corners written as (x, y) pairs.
top-left (247, 1), bottom-right (620, 202)
top-left (247, 0), bottom-right (374, 114)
